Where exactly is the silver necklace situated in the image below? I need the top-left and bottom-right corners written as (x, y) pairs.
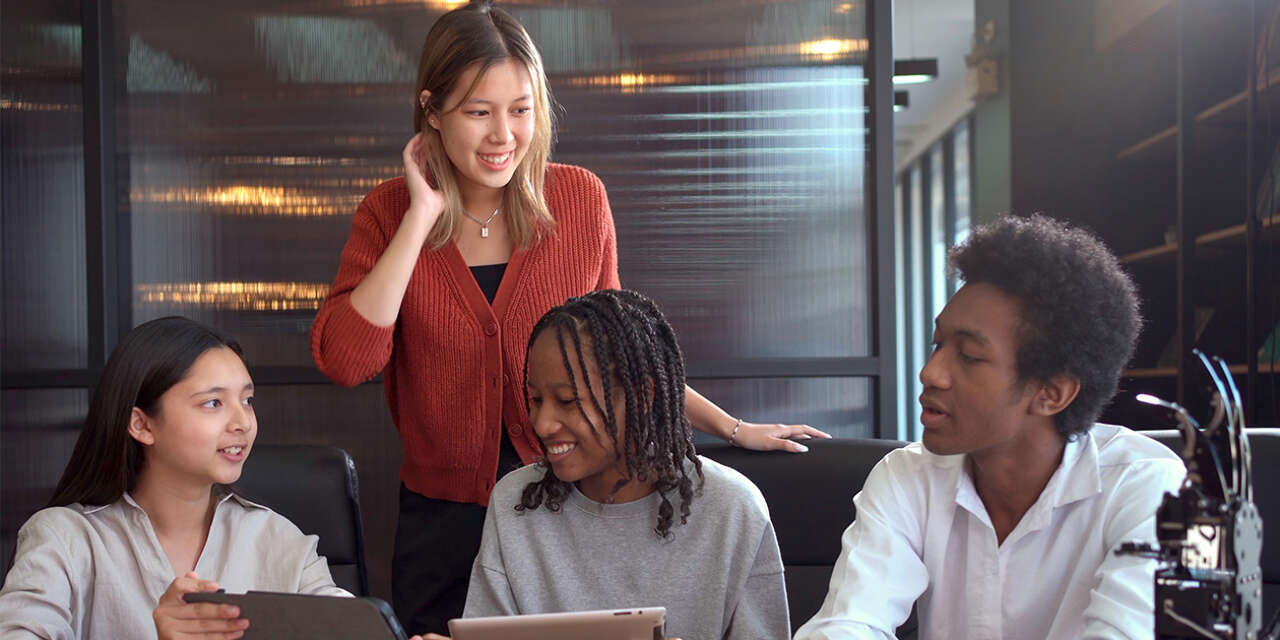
top-left (460, 208), bottom-right (501, 238)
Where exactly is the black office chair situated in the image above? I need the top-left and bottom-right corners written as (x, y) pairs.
top-left (701, 438), bottom-right (911, 635)
top-left (232, 445), bottom-right (370, 596)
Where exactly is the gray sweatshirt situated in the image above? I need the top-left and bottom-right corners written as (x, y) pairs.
top-left (463, 456), bottom-right (790, 640)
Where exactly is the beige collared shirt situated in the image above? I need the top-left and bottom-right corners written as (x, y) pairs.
top-left (0, 489), bottom-right (349, 639)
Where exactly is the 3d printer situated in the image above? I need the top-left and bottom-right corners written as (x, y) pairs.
top-left (1117, 351), bottom-right (1273, 639)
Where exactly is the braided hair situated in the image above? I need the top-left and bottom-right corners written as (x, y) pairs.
top-left (517, 289), bottom-right (703, 538)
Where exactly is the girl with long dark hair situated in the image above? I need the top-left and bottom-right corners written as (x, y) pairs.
top-left (0, 317), bottom-right (349, 639)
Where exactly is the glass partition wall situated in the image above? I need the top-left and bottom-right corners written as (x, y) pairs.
top-left (2, 0), bottom-right (894, 597)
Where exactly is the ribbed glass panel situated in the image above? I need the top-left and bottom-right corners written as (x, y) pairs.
top-left (115, 0), bottom-right (873, 366)
top-left (690, 376), bottom-right (874, 441)
top-left (1, 1), bottom-right (88, 369)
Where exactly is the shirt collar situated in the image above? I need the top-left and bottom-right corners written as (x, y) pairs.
top-left (81, 501), bottom-right (111, 515)
top-left (1043, 430), bottom-right (1103, 509)
top-left (84, 485), bottom-right (268, 514)
top-left (223, 487), bottom-right (270, 511)
top-left (952, 428), bottom-right (1104, 532)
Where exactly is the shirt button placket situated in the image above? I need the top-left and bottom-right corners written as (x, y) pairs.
top-left (990, 549), bottom-right (1002, 640)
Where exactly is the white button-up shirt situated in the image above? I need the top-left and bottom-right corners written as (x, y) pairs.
top-left (794, 424), bottom-right (1186, 640)
top-left (0, 489), bottom-right (350, 639)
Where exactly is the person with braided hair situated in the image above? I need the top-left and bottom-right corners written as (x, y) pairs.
top-left (311, 1), bottom-right (825, 635)
top-left (457, 290), bottom-right (790, 640)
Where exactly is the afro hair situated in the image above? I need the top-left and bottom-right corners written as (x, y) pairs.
top-left (949, 214), bottom-right (1142, 439)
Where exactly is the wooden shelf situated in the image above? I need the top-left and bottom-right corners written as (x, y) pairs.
top-left (1120, 243), bottom-right (1177, 264)
top-left (1119, 212), bottom-right (1280, 264)
top-left (1115, 65), bottom-right (1280, 160)
top-left (1125, 362), bottom-right (1278, 378)
top-left (1117, 126), bottom-right (1176, 160)
top-left (1196, 213), bottom-right (1280, 246)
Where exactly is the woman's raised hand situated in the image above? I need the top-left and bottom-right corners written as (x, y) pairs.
top-left (402, 133), bottom-right (445, 232)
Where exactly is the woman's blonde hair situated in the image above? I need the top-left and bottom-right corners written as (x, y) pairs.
top-left (413, 1), bottom-right (556, 250)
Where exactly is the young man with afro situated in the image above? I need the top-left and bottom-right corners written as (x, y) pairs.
top-left (794, 214), bottom-right (1186, 640)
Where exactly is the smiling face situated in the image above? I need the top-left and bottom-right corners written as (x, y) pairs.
top-left (427, 58), bottom-right (534, 206)
top-left (129, 346), bottom-right (257, 490)
top-left (526, 327), bottom-right (637, 503)
top-left (918, 282), bottom-right (1043, 456)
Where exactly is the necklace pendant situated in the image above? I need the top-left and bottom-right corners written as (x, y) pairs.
top-left (463, 208), bottom-right (499, 238)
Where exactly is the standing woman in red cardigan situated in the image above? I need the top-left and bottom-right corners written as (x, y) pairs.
top-left (311, 1), bottom-right (829, 635)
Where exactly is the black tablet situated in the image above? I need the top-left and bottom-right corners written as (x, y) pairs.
top-left (183, 591), bottom-right (408, 640)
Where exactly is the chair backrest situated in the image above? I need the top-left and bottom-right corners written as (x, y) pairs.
top-left (700, 438), bottom-right (907, 634)
top-left (703, 429), bottom-right (1280, 637)
top-left (231, 444), bottom-right (369, 596)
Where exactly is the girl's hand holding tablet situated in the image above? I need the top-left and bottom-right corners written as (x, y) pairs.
top-left (155, 573), bottom-right (248, 639)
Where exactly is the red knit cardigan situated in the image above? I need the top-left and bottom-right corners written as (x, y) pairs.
top-left (311, 163), bottom-right (621, 506)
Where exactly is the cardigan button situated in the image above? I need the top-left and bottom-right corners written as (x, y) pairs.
top-left (484, 321), bottom-right (498, 336)
top-left (502, 374), bottom-right (510, 387)
top-left (510, 424), bottom-right (524, 437)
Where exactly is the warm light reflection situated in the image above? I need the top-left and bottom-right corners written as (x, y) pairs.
top-left (564, 76), bottom-right (865, 95)
top-left (132, 186), bottom-right (362, 216)
top-left (311, 177), bottom-right (397, 190)
top-left (624, 107), bottom-right (867, 120)
top-left (564, 72), bottom-right (688, 92)
top-left (342, 0), bottom-right (524, 7)
top-left (210, 155), bottom-right (375, 167)
top-left (137, 282), bottom-right (330, 311)
top-left (835, 3), bottom-right (857, 13)
top-left (331, 135), bottom-right (400, 146)
top-left (801, 39), bottom-right (855, 57)
top-left (648, 39), bottom-right (868, 65)
top-left (0, 96), bottom-right (80, 112)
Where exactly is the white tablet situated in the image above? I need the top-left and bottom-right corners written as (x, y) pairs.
top-left (448, 607), bottom-right (666, 640)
